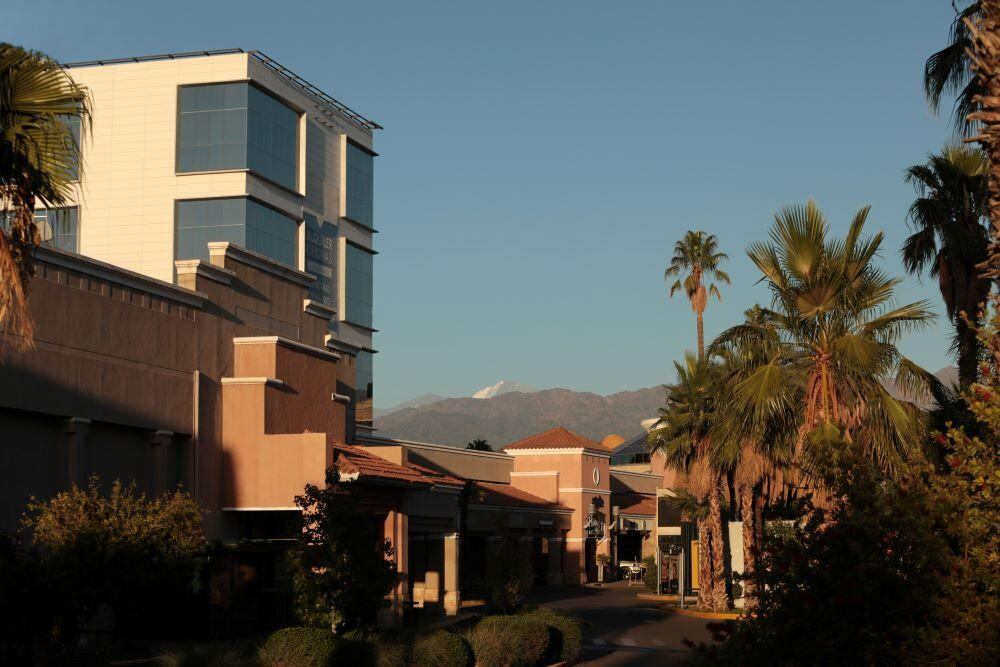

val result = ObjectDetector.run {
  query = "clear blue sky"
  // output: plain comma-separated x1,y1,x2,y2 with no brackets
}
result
6,1,967,407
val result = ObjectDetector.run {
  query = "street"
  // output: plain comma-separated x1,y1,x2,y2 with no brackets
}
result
531,582,718,666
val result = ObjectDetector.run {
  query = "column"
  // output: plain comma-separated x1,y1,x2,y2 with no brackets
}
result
147,430,173,496
443,532,461,616
382,510,409,623
547,537,563,586
424,536,442,605
61,417,90,489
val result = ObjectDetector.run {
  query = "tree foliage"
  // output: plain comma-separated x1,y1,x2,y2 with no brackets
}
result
289,468,395,633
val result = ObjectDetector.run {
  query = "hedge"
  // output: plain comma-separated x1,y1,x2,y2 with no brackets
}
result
411,630,471,667
521,608,582,665
469,615,550,667
258,627,341,667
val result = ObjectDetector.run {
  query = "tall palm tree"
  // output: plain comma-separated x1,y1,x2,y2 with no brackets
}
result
903,146,991,387
0,44,89,349
965,1,1000,294
665,231,730,358
924,1,982,137
713,202,937,479
647,353,729,611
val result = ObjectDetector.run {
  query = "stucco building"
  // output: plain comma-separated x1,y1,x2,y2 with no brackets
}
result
0,50,681,626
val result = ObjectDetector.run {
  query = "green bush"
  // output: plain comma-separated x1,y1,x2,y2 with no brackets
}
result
469,615,550,667
153,643,248,666
485,537,532,613
258,627,341,667
641,556,657,592
411,630,471,667
521,608,582,665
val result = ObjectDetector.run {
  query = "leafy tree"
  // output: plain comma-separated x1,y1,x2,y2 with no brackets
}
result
903,146,990,387
466,438,492,451
289,468,395,632
6,478,204,662
484,534,531,613
712,202,937,480
664,231,730,358
0,43,89,347
688,452,950,666
648,353,729,610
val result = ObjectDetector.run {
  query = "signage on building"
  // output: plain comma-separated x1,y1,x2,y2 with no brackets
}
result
584,509,605,539
537,519,554,527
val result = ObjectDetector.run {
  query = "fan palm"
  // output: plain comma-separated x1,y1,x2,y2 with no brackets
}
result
903,146,990,387
664,231,730,358
647,352,729,611
0,43,89,349
924,1,982,137
712,202,937,479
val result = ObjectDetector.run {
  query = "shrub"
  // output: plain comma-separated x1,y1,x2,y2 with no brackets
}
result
485,536,532,613
153,643,249,666
412,630,471,667
342,629,408,667
521,608,582,665
469,615,550,667
641,556,657,591
258,627,340,667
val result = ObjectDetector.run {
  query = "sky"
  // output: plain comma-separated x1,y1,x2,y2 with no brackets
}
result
5,1,970,408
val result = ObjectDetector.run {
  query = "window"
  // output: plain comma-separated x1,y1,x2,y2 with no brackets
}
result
356,350,373,404
178,83,298,190
345,142,374,228
35,207,79,253
304,213,336,307
60,114,81,180
176,198,298,267
1,206,79,253
344,242,374,328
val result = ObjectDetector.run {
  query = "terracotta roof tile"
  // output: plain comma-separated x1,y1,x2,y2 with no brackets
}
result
470,481,571,511
502,426,610,452
615,493,656,516
334,444,462,487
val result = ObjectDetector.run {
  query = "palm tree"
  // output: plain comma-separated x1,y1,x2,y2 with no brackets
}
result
964,2,1000,294
924,1,982,137
712,202,937,479
903,146,990,387
466,438,491,451
0,44,89,349
647,352,729,611
665,231,730,358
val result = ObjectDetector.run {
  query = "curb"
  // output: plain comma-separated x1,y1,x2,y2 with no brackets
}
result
635,594,744,620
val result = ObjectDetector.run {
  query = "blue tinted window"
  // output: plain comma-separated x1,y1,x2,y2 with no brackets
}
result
356,350,373,403
177,83,248,173
34,207,79,253
176,197,298,267
304,214,337,307
345,143,374,228
247,86,299,190
58,115,81,180
178,83,298,190
345,243,374,328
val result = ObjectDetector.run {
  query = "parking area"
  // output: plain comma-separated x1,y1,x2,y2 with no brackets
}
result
530,581,716,666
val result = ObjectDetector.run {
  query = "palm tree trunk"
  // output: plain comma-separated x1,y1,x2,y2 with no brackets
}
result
708,475,730,611
695,517,711,609
696,310,705,359
966,0,1000,288
740,484,757,613
956,317,981,388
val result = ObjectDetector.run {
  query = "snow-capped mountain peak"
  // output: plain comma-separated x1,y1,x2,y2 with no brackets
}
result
471,380,538,399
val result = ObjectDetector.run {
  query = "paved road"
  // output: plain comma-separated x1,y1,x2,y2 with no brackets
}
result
530,582,716,666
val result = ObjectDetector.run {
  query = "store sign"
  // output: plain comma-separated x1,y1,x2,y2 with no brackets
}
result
537,519,554,527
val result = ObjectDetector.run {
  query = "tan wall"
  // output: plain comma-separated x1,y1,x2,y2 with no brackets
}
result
361,437,514,483
610,469,661,495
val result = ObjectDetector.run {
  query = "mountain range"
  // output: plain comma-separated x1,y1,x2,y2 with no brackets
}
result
373,367,959,450
374,385,662,448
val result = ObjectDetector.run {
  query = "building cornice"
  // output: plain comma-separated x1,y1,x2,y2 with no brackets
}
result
609,469,662,480
504,448,612,460
208,242,315,287
303,299,336,319
471,504,574,516
233,335,341,362
221,376,286,388
174,259,235,286
36,245,205,308
559,487,611,495
509,471,560,477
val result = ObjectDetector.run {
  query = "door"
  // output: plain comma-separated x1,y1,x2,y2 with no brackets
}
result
584,538,597,582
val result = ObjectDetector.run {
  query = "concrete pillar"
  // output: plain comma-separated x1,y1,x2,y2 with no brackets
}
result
147,430,173,496
443,532,461,616
547,538,563,586
565,538,586,585
383,510,409,623
424,536,442,605
61,417,90,489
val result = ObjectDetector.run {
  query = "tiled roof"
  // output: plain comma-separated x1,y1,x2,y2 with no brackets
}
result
470,481,571,511
334,444,462,487
615,493,656,516
502,426,610,452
